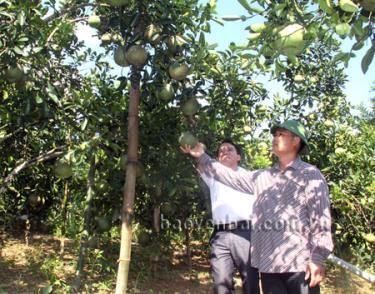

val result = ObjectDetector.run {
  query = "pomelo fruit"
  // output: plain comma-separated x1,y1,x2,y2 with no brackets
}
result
125,45,148,66
167,35,186,53
158,83,174,101
293,74,305,83
339,0,358,12
169,62,189,80
182,98,200,116
250,23,267,33
54,162,73,179
87,14,101,28
144,24,162,44
5,66,24,83
363,233,375,243
323,119,334,128
101,33,112,44
114,46,129,67
179,131,198,148
274,24,305,56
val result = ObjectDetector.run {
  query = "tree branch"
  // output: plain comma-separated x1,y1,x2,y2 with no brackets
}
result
43,3,96,23
0,147,66,195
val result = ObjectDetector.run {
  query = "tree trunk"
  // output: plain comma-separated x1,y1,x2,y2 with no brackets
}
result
59,181,69,255
74,153,96,289
115,70,141,294
185,228,192,272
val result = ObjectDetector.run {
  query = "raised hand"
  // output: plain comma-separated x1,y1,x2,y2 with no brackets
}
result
180,142,205,158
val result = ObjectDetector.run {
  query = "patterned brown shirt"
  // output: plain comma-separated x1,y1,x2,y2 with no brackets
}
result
198,153,333,273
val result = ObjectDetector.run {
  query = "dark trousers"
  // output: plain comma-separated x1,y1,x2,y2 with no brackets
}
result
210,229,260,294
261,272,320,294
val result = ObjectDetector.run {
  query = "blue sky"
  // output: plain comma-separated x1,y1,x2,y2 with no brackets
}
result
203,0,373,108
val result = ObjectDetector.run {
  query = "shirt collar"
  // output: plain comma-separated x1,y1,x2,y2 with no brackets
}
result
271,156,303,172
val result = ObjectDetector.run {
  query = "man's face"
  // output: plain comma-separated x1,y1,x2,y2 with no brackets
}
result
218,143,241,167
272,128,301,156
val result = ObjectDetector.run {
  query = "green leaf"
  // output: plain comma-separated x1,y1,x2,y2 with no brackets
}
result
237,0,252,13
318,0,334,14
35,94,43,104
2,90,8,100
221,15,242,21
17,11,25,26
199,32,205,45
13,46,24,55
46,82,61,106
207,43,218,50
351,41,364,51
81,118,88,131
274,4,287,17
361,46,374,74
32,47,43,54
41,284,53,294
17,36,28,43
332,52,351,64
335,23,351,37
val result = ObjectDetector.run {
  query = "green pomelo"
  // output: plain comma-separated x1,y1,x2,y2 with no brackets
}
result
144,24,162,44
125,45,148,66
182,98,200,116
250,23,267,33
158,83,174,100
87,15,101,28
363,233,375,243
248,32,261,41
114,46,129,67
275,24,305,56
111,33,122,43
169,62,189,81
167,35,187,53
339,0,358,12
54,162,73,179
5,66,24,83
101,33,112,44
179,131,198,148
323,119,334,127
293,74,305,83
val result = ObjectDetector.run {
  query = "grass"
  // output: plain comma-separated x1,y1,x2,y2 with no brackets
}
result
0,234,374,293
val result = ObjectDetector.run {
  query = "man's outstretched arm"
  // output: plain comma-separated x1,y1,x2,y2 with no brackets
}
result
181,143,255,194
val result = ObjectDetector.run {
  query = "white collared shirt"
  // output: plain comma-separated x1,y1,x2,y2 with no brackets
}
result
201,167,255,225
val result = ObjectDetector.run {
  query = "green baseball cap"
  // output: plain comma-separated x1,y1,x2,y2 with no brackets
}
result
270,120,309,153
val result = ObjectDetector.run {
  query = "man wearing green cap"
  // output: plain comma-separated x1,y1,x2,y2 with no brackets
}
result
180,120,333,294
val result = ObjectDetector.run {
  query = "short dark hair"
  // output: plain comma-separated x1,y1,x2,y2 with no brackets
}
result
217,138,242,157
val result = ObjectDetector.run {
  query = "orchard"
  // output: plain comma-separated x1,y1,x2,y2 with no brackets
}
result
0,0,374,293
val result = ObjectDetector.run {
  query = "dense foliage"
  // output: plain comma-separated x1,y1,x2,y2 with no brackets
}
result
0,0,373,292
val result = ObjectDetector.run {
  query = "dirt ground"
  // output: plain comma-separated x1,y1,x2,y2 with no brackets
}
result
0,234,374,294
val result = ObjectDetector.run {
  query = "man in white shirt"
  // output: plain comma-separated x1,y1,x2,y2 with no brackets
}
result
200,139,259,294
